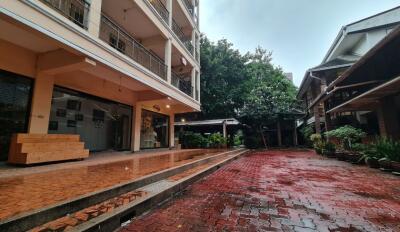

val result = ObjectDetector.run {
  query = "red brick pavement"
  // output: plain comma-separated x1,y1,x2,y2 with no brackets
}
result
121,150,400,232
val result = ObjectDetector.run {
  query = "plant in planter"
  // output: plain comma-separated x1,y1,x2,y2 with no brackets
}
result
208,132,227,148
347,143,368,164
373,137,400,172
322,142,336,158
310,134,323,155
324,126,366,162
359,145,382,169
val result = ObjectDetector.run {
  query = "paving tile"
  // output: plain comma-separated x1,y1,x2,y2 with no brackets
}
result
120,150,400,232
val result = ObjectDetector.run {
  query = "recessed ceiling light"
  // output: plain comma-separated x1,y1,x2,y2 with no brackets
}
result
166,104,170,108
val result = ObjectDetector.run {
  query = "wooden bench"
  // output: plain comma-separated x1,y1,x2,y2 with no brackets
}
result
8,134,89,165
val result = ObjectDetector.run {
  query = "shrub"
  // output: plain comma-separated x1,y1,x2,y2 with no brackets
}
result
373,137,400,162
300,125,314,147
322,142,336,155
310,134,324,154
179,132,208,148
208,132,227,148
324,125,366,150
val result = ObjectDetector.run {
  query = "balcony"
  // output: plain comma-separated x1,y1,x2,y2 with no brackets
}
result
195,50,199,62
100,15,167,81
172,71,192,97
182,0,194,17
172,19,193,55
40,0,90,29
148,0,169,25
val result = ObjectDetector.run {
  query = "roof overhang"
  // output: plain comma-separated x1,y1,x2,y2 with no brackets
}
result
327,75,400,114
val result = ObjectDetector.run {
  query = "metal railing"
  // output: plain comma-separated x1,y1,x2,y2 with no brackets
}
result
171,71,192,97
40,0,90,29
183,0,194,17
172,19,194,54
148,0,169,24
100,15,167,80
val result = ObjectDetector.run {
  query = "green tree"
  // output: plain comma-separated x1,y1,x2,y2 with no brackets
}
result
200,36,248,119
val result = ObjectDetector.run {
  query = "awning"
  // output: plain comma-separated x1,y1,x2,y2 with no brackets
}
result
327,76,400,113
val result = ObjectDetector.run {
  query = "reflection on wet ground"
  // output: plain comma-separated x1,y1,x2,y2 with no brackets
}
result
0,149,225,220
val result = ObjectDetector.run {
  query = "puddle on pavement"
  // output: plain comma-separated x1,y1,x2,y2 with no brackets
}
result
0,149,225,220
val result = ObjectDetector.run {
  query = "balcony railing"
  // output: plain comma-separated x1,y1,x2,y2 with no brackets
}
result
40,0,90,29
172,19,194,55
100,15,167,80
172,71,192,97
183,0,194,17
148,0,169,25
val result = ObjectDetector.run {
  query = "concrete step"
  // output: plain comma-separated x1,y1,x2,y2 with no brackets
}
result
30,149,249,232
0,148,248,232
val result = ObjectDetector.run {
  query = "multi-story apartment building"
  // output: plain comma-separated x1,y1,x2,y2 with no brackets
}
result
0,0,201,163
297,7,400,137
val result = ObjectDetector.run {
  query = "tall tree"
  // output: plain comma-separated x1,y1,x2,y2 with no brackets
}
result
200,36,248,119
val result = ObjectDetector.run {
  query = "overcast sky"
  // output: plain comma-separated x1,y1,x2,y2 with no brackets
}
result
199,0,400,86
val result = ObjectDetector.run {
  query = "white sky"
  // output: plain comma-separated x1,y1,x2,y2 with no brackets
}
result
199,0,400,86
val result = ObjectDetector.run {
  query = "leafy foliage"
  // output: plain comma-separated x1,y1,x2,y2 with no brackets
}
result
324,125,366,150
199,36,301,148
179,132,208,149
300,125,314,147
372,137,400,162
208,132,227,148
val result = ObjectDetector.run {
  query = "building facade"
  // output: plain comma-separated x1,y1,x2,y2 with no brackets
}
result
0,0,201,162
297,7,400,139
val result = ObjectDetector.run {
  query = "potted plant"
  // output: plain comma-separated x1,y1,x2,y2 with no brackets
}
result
322,142,336,158
371,137,399,172
359,145,381,168
310,134,323,155
346,143,367,164
324,126,366,162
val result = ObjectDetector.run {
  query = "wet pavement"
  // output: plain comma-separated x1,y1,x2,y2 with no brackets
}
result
0,149,224,221
121,150,400,232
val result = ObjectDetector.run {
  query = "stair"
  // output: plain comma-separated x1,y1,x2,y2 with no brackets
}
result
0,148,248,232
8,134,89,165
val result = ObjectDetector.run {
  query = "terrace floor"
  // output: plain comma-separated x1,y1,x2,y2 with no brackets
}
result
0,149,225,221
121,150,400,232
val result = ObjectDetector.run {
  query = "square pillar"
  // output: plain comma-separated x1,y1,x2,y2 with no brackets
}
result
88,0,102,37
314,106,321,134
166,0,172,26
169,112,175,148
377,97,400,139
132,104,142,152
165,39,172,83
28,72,54,133
191,68,195,97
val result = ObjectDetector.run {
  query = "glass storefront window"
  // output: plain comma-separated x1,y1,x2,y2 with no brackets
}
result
49,87,132,151
140,109,169,149
0,70,32,161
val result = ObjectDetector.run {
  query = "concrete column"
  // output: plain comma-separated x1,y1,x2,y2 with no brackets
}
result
196,70,200,101
166,0,172,26
132,104,142,152
88,0,103,37
222,120,227,139
191,29,196,55
28,72,54,134
169,113,175,148
164,39,172,83
191,68,195,98
293,120,298,146
277,119,282,147
377,97,400,139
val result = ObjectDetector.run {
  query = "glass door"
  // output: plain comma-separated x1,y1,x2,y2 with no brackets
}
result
0,70,32,161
